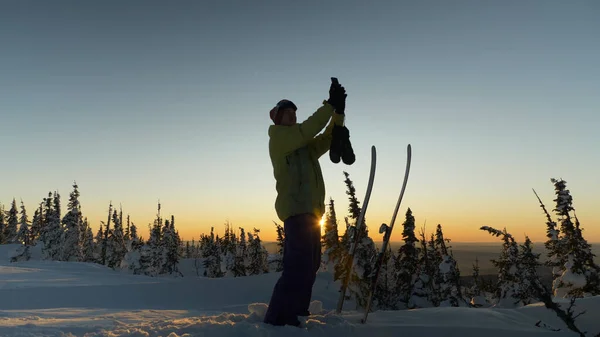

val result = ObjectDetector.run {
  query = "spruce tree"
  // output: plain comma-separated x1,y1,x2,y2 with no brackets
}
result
6,198,19,243
232,227,247,277
161,215,182,276
480,226,524,307
341,171,377,310
533,188,562,279
16,200,30,245
518,236,545,305
426,233,442,306
469,257,487,307
248,228,269,275
551,178,600,297
435,224,464,307
100,202,113,265
203,227,224,278
40,192,63,260
81,218,95,262
30,203,43,243
273,221,285,272
395,208,419,308
106,208,126,269
0,203,6,244
409,227,434,308
322,197,341,271
61,182,84,261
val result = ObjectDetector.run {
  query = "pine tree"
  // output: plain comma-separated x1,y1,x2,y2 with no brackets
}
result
572,213,600,295
551,178,600,297
469,257,487,307
121,222,146,274
273,221,285,272
222,222,238,276
0,203,6,244
395,208,419,308
106,208,126,269
124,214,131,242
426,233,442,306
533,188,562,279
16,200,30,245
6,198,19,243
61,182,84,261
100,202,113,265
518,236,545,305
409,227,435,308
81,218,95,262
203,227,224,278
480,226,524,307
340,171,377,310
435,224,465,307
322,197,341,271
30,203,43,243
232,227,247,277
145,202,165,275
161,215,182,276
40,192,63,260
248,228,269,275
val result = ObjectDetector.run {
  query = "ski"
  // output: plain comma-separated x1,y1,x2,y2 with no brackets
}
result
335,145,377,314
361,143,412,324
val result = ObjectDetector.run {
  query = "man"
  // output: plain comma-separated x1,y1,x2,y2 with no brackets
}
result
263,80,347,326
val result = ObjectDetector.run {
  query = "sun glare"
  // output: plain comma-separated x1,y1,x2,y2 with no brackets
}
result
319,218,325,227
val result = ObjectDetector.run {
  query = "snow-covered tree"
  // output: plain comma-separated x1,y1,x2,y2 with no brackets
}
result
100,202,113,265
5,198,19,243
220,222,238,276
61,182,83,261
247,228,269,275
372,243,397,310
121,223,145,274
273,221,284,272
81,218,95,262
395,208,419,308
550,178,600,298
518,236,545,305
340,171,377,310
469,257,487,307
30,203,43,243
161,215,182,276
435,224,465,307
40,192,63,260
533,188,562,279
232,227,247,277
409,228,436,308
480,226,524,307
106,208,126,269
322,197,341,271
16,200,30,245
202,227,224,278
0,203,5,244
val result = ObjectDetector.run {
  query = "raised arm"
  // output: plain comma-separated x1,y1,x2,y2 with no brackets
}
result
270,101,335,155
310,113,345,158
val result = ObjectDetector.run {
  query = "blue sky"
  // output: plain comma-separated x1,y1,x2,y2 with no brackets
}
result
1,0,598,242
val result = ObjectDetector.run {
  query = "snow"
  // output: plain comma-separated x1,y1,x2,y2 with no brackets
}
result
1,244,600,336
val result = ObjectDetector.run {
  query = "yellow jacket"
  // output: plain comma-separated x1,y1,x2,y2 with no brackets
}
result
268,101,345,222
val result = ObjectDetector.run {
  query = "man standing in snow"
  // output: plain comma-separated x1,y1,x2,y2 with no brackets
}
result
264,79,347,326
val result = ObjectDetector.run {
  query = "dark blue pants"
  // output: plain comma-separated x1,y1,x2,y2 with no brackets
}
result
264,213,321,326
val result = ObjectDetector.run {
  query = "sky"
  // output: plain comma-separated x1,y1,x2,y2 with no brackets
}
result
0,0,598,244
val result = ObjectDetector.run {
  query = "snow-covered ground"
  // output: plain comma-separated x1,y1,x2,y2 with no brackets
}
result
1,244,598,337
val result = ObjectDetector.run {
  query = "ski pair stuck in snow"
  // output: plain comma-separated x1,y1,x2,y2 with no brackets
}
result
334,144,412,324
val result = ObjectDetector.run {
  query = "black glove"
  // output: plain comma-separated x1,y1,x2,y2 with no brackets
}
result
328,81,347,114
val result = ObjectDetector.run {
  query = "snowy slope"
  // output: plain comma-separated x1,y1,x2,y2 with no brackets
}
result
0,244,599,337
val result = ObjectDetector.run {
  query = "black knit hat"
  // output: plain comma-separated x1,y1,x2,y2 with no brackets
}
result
275,99,297,112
